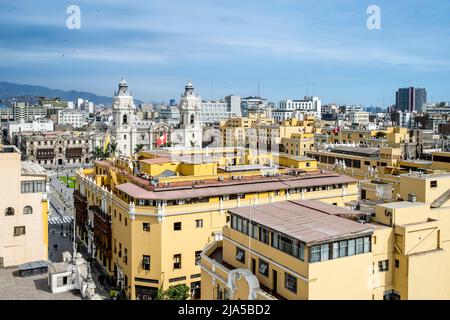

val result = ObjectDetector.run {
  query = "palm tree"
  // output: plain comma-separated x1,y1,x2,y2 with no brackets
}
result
90,147,105,161
108,141,118,157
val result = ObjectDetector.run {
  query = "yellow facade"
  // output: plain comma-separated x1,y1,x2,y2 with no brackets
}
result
200,172,450,300
75,148,359,300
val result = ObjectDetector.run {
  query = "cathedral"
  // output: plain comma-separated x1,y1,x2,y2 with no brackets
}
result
110,78,203,156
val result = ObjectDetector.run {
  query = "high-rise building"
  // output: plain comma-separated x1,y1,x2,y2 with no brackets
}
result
396,87,427,113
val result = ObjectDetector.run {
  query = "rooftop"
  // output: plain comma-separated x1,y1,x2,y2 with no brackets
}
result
115,171,356,201
21,161,47,176
228,200,373,245
378,201,427,209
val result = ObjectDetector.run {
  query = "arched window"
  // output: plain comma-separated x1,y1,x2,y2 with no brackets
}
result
123,114,128,124
5,207,14,216
23,206,33,215
190,114,195,125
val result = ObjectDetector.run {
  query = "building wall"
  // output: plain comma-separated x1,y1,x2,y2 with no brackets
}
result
0,151,48,267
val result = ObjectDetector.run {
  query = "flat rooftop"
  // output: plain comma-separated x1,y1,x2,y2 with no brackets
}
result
228,200,373,245
378,201,427,209
21,161,47,176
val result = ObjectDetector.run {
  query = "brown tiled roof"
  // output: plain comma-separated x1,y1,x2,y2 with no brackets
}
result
116,174,356,201
228,200,373,245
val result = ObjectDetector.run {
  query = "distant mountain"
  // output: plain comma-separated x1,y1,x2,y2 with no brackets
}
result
0,81,143,106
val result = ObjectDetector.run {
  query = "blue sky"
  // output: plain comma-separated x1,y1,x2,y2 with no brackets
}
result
1,0,449,106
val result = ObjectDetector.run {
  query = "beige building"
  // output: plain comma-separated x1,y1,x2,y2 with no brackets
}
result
200,171,450,300
0,145,48,268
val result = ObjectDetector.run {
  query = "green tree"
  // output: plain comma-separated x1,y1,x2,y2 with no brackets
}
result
375,131,387,139
90,146,106,160
134,144,144,154
156,284,190,300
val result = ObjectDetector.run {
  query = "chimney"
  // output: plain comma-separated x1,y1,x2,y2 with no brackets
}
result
408,193,417,203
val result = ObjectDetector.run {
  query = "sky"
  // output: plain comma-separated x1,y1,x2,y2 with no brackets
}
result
1,0,449,106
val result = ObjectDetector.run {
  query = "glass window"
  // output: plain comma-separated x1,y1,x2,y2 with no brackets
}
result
310,245,321,263
14,226,25,236
173,254,181,269
378,260,389,272
320,243,329,261
23,206,33,215
339,240,347,257
142,255,150,270
195,219,203,228
348,239,356,256
236,247,245,263
356,238,364,254
332,242,339,259
173,222,182,231
363,236,371,253
285,273,297,293
258,259,269,277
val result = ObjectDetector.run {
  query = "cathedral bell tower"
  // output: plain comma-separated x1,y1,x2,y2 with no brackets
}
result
111,77,137,156
176,81,203,148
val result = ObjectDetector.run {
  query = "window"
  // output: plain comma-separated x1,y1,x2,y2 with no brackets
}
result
124,249,128,264
173,254,181,269
363,236,371,253
119,213,122,222
142,255,150,270
284,273,297,293
378,260,389,272
118,243,122,257
430,180,438,188
339,240,347,257
348,239,356,256
258,259,269,277
125,218,128,226
143,223,150,232
395,259,399,268
14,226,25,236
332,242,339,259
259,227,270,244
195,250,202,265
21,181,46,193
236,247,245,263
23,206,33,215
310,243,330,263
5,207,15,216
174,222,182,231
356,238,364,254
195,219,203,228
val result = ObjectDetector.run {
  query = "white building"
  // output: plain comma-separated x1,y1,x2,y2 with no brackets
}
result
111,78,138,157
7,120,54,143
199,95,241,123
77,99,94,114
171,81,203,148
348,111,370,125
110,79,174,155
276,96,322,120
58,109,89,128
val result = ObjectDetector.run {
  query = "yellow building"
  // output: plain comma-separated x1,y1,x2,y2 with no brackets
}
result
74,148,359,300
307,146,402,180
200,172,450,300
0,145,48,267
319,127,409,148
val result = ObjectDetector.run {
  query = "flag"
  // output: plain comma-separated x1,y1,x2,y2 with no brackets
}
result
156,132,167,146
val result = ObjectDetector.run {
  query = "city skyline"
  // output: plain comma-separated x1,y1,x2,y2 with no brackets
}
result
1,0,450,106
